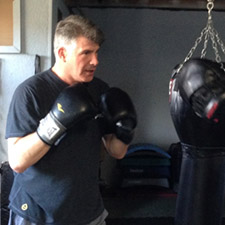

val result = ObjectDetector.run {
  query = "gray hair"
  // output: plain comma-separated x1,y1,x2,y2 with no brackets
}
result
53,15,104,50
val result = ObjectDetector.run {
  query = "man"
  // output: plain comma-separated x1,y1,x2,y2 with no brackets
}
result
5,15,137,225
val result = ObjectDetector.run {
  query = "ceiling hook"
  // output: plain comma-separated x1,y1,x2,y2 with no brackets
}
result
207,0,214,19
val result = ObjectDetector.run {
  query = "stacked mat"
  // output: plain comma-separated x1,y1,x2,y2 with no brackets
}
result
117,143,172,188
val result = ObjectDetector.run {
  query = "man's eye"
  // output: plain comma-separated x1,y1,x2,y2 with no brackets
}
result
83,51,90,55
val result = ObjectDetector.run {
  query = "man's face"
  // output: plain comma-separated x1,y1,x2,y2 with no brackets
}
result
64,36,100,84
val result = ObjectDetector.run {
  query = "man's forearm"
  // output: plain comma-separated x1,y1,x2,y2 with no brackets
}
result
8,132,50,173
102,134,128,159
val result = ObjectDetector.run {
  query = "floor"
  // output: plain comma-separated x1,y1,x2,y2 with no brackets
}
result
101,185,177,219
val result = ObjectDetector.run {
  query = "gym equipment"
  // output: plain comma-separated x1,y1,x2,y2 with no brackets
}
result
100,87,137,144
168,142,182,192
37,83,97,145
169,1,225,225
118,143,172,188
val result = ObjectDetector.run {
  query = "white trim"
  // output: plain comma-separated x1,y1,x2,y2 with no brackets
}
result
0,0,21,53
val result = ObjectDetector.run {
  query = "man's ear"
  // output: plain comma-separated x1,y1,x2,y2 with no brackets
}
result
58,47,67,62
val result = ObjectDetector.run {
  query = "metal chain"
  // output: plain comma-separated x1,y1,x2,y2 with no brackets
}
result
207,0,214,20
176,0,225,73
214,29,225,54
176,27,207,73
201,28,210,58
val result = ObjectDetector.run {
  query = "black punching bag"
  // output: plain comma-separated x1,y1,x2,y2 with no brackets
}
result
169,58,225,225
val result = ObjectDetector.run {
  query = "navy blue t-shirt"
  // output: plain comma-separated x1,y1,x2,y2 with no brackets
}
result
5,69,109,225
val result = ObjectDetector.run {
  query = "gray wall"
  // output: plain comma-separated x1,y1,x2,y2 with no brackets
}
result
0,0,53,162
0,0,70,162
1,4,225,163
76,7,225,150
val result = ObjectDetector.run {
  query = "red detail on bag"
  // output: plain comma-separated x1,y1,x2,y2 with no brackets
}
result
207,102,219,119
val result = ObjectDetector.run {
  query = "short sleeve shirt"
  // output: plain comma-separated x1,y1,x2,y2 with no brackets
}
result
5,69,109,225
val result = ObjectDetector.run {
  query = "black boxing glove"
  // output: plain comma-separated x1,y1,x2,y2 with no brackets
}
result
190,85,222,120
178,58,225,121
37,83,97,145
99,87,137,144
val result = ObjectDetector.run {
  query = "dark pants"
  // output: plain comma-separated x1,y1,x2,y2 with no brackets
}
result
8,210,108,225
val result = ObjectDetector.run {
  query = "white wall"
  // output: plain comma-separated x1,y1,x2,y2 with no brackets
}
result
0,0,53,162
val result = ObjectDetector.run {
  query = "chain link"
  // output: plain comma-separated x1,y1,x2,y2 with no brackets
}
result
207,0,214,20
214,29,225,54
176,27,207,73
176,0,225,73
201,28,210,58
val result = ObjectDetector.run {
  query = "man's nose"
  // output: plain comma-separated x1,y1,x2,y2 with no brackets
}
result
90,54,99,66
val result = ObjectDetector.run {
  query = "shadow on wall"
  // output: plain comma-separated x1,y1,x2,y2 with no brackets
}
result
0,58,3,160
0,59,3,161
0,58,2,96
0,58,7,162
